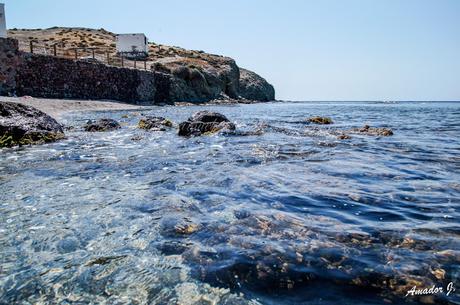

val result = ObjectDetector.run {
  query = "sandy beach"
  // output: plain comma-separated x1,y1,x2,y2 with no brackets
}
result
0,96,150,119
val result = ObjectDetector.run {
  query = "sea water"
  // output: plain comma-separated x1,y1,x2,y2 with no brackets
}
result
1,101,459,304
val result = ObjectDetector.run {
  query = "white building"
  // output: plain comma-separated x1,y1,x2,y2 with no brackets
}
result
116,33,148,57
0,3,6,38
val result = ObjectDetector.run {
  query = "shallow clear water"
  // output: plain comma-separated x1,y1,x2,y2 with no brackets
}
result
1,101,459,304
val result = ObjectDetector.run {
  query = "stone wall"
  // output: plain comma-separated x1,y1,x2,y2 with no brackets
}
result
0,38,20,96
0,38,156,103
16,53,156,103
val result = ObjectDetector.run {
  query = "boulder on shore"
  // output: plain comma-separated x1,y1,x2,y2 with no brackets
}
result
178,111,235,136
0,101,65,147
138,116,173,131
84,118,120,132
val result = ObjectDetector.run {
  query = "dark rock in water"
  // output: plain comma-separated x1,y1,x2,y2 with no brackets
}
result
352,125,393,136
338,134,352,140
83,118,121,132
130,135,143,141
178,111,236,136
138,116,173,131
0,101,64,147
308,116,333,124
239,68,275,101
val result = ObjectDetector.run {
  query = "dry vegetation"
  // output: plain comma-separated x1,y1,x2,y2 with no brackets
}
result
7,27,227,70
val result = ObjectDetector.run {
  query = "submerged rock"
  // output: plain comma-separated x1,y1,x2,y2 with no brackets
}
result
138,116,173,131
308,116,334,124
83,118,121,132
178,111,236,136
160,217,201,236
352,125,394,136
0,101,64,147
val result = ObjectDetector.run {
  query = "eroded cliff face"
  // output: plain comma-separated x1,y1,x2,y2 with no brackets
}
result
5,27,275,103
239,68,275,102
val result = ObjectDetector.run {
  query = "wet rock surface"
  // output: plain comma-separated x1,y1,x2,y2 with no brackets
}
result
238,68,275,102
350,125,394,136
178,111,236,136
308,116,334,124
138,116,173,131
83,118,121,132
0,101,64,147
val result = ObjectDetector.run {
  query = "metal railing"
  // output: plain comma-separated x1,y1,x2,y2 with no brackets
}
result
18,40,151,70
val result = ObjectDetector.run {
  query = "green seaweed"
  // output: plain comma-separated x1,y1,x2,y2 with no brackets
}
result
138,118,173,130
0,133,15,148
138,119,150,130
0,131,65,148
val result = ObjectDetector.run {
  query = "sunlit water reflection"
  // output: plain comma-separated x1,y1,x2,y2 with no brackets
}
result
1,102,459,304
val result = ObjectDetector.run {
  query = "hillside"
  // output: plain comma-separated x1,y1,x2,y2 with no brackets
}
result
7,27,275,103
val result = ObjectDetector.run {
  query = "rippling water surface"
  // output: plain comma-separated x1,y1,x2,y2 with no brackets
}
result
1,101,460,304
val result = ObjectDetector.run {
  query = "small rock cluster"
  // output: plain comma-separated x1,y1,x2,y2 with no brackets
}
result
351,124,394,136
1,102,396,149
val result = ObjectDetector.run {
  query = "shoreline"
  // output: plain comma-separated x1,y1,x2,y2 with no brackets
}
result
0,96,153,119
0,96,277,120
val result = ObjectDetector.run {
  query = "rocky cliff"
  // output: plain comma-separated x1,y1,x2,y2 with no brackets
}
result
6,28,275,103
239,68,275,102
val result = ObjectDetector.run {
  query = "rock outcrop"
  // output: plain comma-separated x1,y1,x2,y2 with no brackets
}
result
178,111,236,136
83,118,121,132
151,56,241,104
0,101,64,147
138,116,173,131
238,68,275,101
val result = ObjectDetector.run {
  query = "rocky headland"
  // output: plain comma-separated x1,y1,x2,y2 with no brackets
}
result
3,27,275,104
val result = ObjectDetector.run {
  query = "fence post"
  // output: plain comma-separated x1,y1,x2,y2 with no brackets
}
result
53,44,57,56
29,41,34,53
144,60,147,70
92,49,95,59
74,49,78,60
121,54,124,67
134,58,137,69
106,52,110,65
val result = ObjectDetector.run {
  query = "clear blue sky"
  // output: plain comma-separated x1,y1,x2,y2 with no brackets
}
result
3,0,460,101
